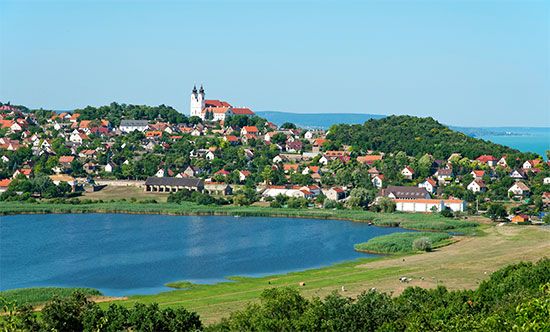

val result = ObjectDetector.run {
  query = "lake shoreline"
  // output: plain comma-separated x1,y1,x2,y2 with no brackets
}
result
0,201,472,225
0,202,481,242
1,202,481,303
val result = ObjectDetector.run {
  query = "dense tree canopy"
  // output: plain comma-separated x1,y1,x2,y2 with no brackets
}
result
327,115,538,160
75,102,188,126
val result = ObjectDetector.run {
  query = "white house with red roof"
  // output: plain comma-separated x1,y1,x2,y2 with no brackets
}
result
401,166,415,180
238,170,251,182
241,126,259,136
0,178,12,192
522,159,540,169
418,178,437,194
508,182,531,198
372,174,385,188
471,170,485,179
467,180,487,193
476,155,498,167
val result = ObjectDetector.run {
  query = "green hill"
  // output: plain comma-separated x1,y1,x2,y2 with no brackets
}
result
327,115,538,159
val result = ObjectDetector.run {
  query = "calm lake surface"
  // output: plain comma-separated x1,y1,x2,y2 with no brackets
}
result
0,214,411,296
478,127,549,158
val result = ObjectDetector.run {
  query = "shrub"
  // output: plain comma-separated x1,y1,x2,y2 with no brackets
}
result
323,199,342,209
270,200,282,208
440,208,454,218
413,237,432,252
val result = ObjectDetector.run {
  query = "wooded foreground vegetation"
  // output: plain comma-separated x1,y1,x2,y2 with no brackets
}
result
1,259,548,331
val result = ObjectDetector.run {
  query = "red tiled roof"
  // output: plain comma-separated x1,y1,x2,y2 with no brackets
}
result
0,178,12,187
59,156,75,163
472,170,485,177
18,169,32,175
205,100,232,107
203,106,231,114
312,138,327,146
357,155,382,164
232,107,254,115
403,166,415,173
476,155,497,163
425,178,437,186
0,120,15,128
283,164,299,171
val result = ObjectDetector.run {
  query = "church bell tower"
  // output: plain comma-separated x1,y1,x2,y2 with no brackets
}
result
189,85,205,117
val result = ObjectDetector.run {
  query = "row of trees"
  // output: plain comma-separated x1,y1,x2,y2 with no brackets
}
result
0,175,73,201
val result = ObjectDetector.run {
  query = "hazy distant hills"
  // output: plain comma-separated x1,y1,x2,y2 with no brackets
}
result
255,111,385,129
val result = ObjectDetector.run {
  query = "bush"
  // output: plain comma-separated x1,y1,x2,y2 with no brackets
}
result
323,199,343,209
440,208,454,218
413,237,432,252
287,197,308,209
270,200,282,208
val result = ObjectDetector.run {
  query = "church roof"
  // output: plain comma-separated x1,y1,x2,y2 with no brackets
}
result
203,107,231,114
205,100,232,108
232,107,254,115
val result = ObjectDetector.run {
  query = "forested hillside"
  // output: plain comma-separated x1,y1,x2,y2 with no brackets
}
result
327,115,537,160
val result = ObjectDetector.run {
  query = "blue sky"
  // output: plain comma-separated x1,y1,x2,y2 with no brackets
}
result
0,0,548,127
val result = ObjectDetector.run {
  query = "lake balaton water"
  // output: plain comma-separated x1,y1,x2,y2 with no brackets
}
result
0,214,411,296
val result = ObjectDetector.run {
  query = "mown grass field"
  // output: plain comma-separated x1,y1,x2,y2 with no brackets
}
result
80,186,169,202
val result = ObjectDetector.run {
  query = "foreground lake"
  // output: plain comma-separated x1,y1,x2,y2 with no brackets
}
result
1,213,411,296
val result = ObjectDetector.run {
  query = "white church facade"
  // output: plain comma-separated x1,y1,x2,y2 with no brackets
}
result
189,85,254,122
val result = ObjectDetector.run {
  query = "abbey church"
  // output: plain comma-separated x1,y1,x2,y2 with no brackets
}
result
189,85,255,122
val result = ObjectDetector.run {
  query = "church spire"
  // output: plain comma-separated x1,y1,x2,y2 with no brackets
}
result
192,85,198,94
199,85,205,94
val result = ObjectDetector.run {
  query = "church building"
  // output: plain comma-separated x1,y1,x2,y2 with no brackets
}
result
189,85,255,121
